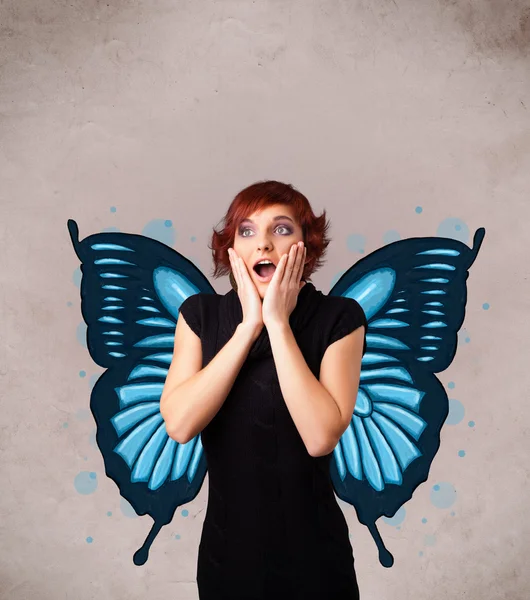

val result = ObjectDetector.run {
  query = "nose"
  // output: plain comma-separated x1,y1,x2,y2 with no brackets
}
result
256,235,272,251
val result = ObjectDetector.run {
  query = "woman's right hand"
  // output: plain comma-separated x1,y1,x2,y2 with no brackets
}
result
228,248,264,335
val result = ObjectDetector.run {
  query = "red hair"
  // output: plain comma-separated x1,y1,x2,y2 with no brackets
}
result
209,180,331,283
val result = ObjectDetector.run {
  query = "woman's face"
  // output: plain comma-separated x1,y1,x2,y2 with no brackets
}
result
232,204,306,298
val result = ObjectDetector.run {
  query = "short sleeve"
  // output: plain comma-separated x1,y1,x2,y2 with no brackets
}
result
178,293,202,338
327,298,368,356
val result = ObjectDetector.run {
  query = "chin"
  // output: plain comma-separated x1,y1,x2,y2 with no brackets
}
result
255,282,267,296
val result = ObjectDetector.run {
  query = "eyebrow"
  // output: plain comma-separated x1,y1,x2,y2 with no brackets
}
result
239,215,294,225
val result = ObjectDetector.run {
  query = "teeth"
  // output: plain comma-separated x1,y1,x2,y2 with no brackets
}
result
256,260,273,266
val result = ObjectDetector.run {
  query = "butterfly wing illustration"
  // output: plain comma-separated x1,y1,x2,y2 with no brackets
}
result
68,219,215,565
328,228,486,567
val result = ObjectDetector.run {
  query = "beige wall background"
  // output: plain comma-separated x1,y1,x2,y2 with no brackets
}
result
1,1,529,599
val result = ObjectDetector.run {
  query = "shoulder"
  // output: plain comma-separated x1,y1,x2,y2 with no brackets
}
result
179,292,221,337
179,292,201,315
180,292,220,308
323,295,368,354
325,294,365,320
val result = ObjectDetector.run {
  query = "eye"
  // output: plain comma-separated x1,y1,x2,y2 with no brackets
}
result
238,225,292,237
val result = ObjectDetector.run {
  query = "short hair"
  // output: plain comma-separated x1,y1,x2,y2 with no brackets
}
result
209,180,331,283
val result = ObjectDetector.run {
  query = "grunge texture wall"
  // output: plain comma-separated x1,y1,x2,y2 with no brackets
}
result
1,1,529,599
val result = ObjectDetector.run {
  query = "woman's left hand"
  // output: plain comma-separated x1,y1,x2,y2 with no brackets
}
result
262,241,307,328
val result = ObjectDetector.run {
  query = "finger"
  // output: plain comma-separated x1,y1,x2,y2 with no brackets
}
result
282,245,292,285
236,256,246,289
239,256,251,284
234,252,250,283
295,246,306,284
293,243,303,284
272,253,286,285
276,253,288,284
229,249,241,290
286,244,298,285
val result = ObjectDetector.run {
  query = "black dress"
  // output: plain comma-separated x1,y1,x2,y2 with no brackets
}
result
179,281,368,600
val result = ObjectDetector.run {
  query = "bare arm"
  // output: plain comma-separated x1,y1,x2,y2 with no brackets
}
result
160,313,261,444
267,321,364,458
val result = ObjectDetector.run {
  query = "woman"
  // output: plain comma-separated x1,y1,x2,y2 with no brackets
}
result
161,180,367,600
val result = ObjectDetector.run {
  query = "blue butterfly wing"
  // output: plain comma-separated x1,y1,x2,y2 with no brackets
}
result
68,219,215,564
328,228,486,567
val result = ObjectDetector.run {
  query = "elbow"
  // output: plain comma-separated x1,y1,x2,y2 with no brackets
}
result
308,436,336,458
309,441,335,458
162,416,180,443
165,422,185,444
160,402,187,444
160,398,197,444
168,423,196,445
164,419,189,444
312,415,351,457
309,428,343,458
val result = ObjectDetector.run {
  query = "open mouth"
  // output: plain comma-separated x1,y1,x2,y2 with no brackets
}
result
253,261,276,281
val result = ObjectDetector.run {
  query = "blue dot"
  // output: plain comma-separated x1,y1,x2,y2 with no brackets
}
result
422,518,427,523
72,267,82,288
415,206,423,214
430,482,457,509
383,230,401,245
110,206,116,213
67,301,72,307
63,422,69,428
181,509,189,517
120,498,138,518
436,218,469,243
458,329,470,345
190,236,197,242
74,471,98,495
451,511,455,516
346,233,366,254
89,374,99,390
175,534,181,540
86,536,93,543
79,370,86,378
446,399,465,425
382,506,406,527
142,219,176,246
483,302,490,310
468,420,475,427
419,551,424,557
458,450,466,457
448,381,455,389
107,511,112,517
76,322,87,348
